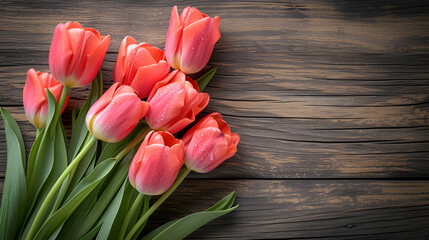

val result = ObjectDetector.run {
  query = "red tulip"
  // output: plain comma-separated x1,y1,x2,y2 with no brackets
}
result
49,22,110,87
182,113,239,173
114,36,170,98
165,6,220,74
85,83,149,143
145,70,209,134
23,69,69,128
128,131,184,195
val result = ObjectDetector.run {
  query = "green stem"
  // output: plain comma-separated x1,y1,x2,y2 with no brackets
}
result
57,86,70,117
118,194,145,240
115,127,152,161
76,127,152,239
124,168,192,240
50,86,70,135
25,135,97,240
36,127,41,138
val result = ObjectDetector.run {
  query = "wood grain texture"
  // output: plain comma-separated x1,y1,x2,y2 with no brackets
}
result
1,0,429,239
1,0,429,178
146,180,429,239
1,179,429,239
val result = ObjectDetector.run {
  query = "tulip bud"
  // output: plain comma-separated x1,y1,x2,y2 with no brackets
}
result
128,131,184,195
114,36,170,98
145,70,209,134
165,6,220,74
49,22,110,88
182,113,239,173
23,69,70,128
86,83,149,143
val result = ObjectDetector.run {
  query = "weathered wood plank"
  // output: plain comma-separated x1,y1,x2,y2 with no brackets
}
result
1,1,429,239
1,0,429,178
1,179,428,239
145,180,429,239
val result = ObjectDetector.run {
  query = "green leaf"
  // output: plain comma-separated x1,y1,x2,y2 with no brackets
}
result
33,158,116,240
77,151,135,239
196,67,217,92
21,129,44,237
26,128,43,187
97,122,148,164
0,108,27,240
68,70,103,162
129,195,151,240
104,181,138,240
142,191,238,240
26,134,54,204
26,91,58,202
64,72,102,200
96,179,128,240
20,123,69,239
80,222,102,240
0,108,26,166
22,91,59,238
55,184,99,240
49,121,69,213
206,191,236,211
65,133,98,196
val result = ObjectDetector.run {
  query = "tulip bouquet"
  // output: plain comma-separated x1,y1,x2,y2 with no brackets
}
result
0,6,239,240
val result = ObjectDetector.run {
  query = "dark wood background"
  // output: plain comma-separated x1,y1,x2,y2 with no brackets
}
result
1,0,429,239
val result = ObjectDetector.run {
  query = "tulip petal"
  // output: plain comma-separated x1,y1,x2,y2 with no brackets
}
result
114,36,137,84
86,82,118,130
49,23,73,82
68,29,101,81
148,132,165,145
23,69,68,128
129,131,184,195
50,22,110,87
180,16,220,74
130,60,170,98
181,112,220,144
161,131,182,148
134,145,181,195
90,91,146,142
146,82,186,130
76,34,110,87
170,139,185,162
211,112,232,136
128,141,147,187
180,7,204,27
147,70,179,101
140,131,155,151
185,127,229,173
126,46,158,84
23,69,45,112
204,132,239,173
66,28,85,67
67,22,83,29
23,69,46,127
142,44,166,62
167,92,209,134
48,83,69,114
165,6,184,70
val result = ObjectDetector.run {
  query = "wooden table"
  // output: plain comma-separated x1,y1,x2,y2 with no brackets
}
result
1,1,429,239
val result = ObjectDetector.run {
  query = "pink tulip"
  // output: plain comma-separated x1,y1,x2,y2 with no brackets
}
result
128,131,184,195
49,22,110,87
145,70,209,134
114,36,170,98
85,83,149,143
23,69,70,128
165,6,220,74
182,113,239,173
